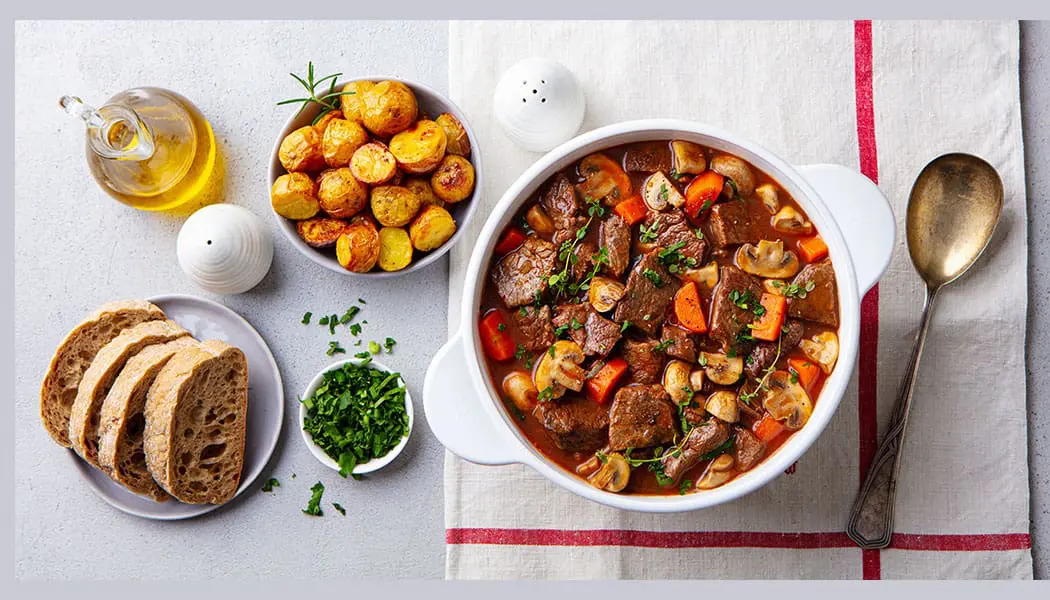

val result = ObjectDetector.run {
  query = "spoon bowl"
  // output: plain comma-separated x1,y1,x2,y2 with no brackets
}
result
907,153,1004,287
848,152,1004,549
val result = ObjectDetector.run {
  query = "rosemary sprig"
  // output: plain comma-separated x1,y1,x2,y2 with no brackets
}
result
277,62,356,124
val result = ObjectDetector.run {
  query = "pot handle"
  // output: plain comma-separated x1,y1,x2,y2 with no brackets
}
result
796,164,896,295
423,331,524,465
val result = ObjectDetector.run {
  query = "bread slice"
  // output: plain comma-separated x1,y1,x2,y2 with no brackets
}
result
69,320,191,468
144,340,248,505
40,300,166,447
97,337,200,501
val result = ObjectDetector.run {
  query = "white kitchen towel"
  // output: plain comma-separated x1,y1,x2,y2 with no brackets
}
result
444,20,1031,579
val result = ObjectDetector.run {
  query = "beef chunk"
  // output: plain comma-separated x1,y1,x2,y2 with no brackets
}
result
623,142,672,173
708,201,756,248
613,251,677,336
683,406,707,427
534,395,609,452
572,241,597,281
540,172,583,234
491,236,557,307
512,305,555,352
660,324,696,362
787,260,839,327
639,209,706,264
733,427,766,471
744,319,804,378
584,310,622,357
661,419,730,482
709,265,763,352
553,303,588,347
621,339,666,384
608,384,676,451
599,214,631,278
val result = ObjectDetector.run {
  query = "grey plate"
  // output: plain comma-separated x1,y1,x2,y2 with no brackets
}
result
68,294,284,520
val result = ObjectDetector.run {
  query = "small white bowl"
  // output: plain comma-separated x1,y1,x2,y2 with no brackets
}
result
299,357,413,475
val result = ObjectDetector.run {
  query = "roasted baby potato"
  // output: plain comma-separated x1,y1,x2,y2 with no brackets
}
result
339,80,375,123
403,176,443,208
370,185,421,227
436,113,471,156
322,118,369,168
313,110,344,136
317,167,369,219
377,227,414,272
297,216,350,248
271,172,320,219
430,155,475,203
361,80,419,137
409,205,456,251
336,215,380,273
389,120,447,174
350,142,398,185
278,126,326,173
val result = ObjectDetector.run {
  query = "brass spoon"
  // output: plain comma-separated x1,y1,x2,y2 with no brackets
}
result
846,153,1004,549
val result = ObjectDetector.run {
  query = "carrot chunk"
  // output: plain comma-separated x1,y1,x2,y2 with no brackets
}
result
749,293,787,342
684,171,724,218
494,227,526,255
479,310,516,361
673,281,708,334
797,235,829,262
753,415,786,443
788,358,821,393
612,194,648,226
585,358,628,405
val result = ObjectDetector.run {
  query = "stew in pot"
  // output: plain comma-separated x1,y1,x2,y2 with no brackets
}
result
478,140,840,495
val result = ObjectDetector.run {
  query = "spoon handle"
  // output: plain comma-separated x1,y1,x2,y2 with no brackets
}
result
847,284,939,549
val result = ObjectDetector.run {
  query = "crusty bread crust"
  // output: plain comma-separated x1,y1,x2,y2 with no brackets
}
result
97,337,199,501
69,320,190,468
144,340,248,505
40,300,165,447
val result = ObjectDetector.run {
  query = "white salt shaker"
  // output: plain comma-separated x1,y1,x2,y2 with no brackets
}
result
493,58,585,153
176,204,274,295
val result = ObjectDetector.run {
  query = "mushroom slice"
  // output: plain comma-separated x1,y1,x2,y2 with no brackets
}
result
700,352,743,386
682,261,720,289
588,452,631,493
709,453,735,472
642,171,686,211
577,454,603,478
577,152,632,203
696,467,734,490
689,369,705,393
762,370,814,430
755,183,780,214
663,360,693,404
589,276,626,313
799,331,839,374
771,205,814,235
736,240,801,279
710,155,756,196
671,140,707,176
502,371,538,412
533,340,586,398
705,390,739,423
525,205,555,235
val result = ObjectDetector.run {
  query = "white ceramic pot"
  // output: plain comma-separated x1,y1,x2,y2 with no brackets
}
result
423,119,895,512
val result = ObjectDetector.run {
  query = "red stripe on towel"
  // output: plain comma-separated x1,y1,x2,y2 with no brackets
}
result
891,533,1032,552
853,18,883,581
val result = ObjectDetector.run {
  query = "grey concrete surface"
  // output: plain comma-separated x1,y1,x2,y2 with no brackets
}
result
12,20,1050,580
1021,19,1048,580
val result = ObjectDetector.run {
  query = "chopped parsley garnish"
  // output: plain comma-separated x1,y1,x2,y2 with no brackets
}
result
772,279,816,299
332,502,346,516
514,343,534,369
261,477,279,493
679,479,693,495
349,323,363,336
659,183,669,202
698,354,708,367
358,298,367,304
699,436,735,461
789,369,800,384
554,324,570,338
698,199,712,215
302,312,312,324
571,318,585,330
727,178,740,199
694,228,704,239
639,220,659,244
384,337,396,352
654,339,675,353
340,307,361,324
329,315,339,335
497,323,507,332
657,241,698,274
620,320,631,333
519,307,528,317
729,289,758,311
318,315,330,326
643,268,664,287
596,451,609,464
327,341,346,356
302,482,325,516
300,361,410,478
538,386,555,402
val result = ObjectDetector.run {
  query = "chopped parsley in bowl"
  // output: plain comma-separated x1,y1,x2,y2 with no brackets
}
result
299,357,413,476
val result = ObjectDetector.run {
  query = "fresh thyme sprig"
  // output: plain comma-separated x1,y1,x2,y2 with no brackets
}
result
277,62,355,124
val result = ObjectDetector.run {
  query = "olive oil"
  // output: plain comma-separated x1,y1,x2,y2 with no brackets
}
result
61,88,219,212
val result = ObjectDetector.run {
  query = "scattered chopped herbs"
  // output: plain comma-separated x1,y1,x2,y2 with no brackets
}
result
358,298,367,304
679,479,693,495
548,345,557,358
596,451,609,464
554,324,570,338
384,337,396,352
772,279,816,299
515,343,534,369
789,370,800,384
620,320,631,333
302,482,325,516
659,183,670,202
571,318,584,330
726,178,740,199
699,436,735,461
302,312,312,325
639,221,659,244
332,502,346,516
538,386,554,402
340,306,361,324
694,228,704,239
643,268,664,287
699,199,712,215
698,354,708,367
349,323,363,336
657,241,698,274
729,289,758,311
301,362,409,478
519,307,528,317
497,323,507,332
329,314,339,335
506,401,526,421
649,461,673,486
654,339,675,353
669,167,680,180
354,340,362,346
291,473,296,479
318,315,330,326
327,341,346,356
261,477,279,493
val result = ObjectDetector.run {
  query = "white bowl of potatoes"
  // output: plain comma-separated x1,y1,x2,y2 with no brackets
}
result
269,75,482,277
